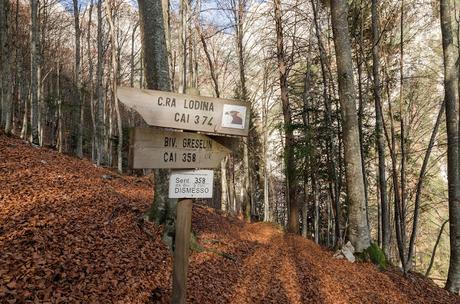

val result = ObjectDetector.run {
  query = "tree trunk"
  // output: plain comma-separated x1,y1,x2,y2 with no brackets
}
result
179,0,186,93
0,0,4,127
73,0,83,157
311,0,341,246
138,0,171,91
232,0,252,221
313,173,319,244
220,156,229,211
330,0,370,252
406,101,444,270
440,0,460,293
97,0,104,165
356,2,369,229
263,72,271,222
138,0,175,237
371,0,390,257
398,0,408,271
57,58,63,153
196,22,219,97
227,155,235,214
87,0,96,162
130,22,138,88
425,220,449,277
1,0,12,134
30,0,39,144
105,0,122,173
274,0,297,233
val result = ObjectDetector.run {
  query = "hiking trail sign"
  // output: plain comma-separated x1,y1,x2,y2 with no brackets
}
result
129,128,231,169
117,87,250,137
169,170,214,199
117,86,250,304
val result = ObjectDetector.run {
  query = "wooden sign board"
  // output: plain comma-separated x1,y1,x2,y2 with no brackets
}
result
129,128,230,169
118,87,250,137
169,170,214,198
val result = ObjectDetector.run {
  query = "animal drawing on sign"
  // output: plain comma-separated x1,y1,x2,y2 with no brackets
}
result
222,104,246,129
228,111,242,125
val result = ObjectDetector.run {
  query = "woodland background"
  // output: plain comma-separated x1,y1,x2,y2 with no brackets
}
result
0,0,454,287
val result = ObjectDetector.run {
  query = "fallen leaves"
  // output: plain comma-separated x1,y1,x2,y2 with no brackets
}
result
0,132,459,303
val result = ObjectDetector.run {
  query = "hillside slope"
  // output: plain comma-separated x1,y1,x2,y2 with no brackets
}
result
0,132,458,304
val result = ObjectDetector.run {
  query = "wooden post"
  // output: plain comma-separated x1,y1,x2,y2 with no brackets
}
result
171,198,193,304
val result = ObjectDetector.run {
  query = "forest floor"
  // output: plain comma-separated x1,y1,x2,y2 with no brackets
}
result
0,132,459,304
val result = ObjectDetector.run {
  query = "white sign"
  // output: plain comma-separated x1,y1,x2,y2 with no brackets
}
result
169,170,214,198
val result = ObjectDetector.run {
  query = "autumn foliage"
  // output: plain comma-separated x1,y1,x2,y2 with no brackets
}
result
0,132,458,303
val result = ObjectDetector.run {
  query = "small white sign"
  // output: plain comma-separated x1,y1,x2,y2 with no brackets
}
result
221,104,247,129
169,170,214,198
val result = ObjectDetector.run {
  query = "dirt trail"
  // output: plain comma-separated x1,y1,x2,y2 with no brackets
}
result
189,209,458,304
1,133,459,304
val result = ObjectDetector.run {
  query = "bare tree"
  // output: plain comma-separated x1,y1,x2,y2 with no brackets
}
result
96,0,104,165
1,0,12,134
30,0,40,144
73,0,83,157
87,0,97,161
371,0,389,257
330,0,370,252
274,0,298,233
440,0,460,293
105,0,122,173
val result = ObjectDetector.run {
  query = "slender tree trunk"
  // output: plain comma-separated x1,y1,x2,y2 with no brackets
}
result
233,0,252,221
371,0,390,257
73,0,83,157
30,0,39,144
57,58,63,153
356,1,369,228
386,76,406,266
313,173,319,244
105,0,122,173
274,0,298,233
0,0,4,127
425,220,449,277
37,2,46,147
1,0,12,134
262,65,272,223
187,0,194,89
130,22,138,88
440,0,460,293
97,0,104,165
87,0,96,162
302,182,308,237
302,67,311,236
228,154,236,214
196,23,219,97
399,0,408,271
179,0,186,93
220,156,229,211
311,0,341,245
406,101,444,270
330,0,370,252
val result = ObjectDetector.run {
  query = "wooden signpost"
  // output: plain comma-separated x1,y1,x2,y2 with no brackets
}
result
129,128,230,169
118,87,249,304
118,87,250,137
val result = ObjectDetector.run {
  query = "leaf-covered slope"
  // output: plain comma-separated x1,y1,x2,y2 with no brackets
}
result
0,133,458,303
